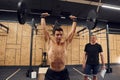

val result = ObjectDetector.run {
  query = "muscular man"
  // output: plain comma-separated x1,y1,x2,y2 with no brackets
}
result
82,35,106,80
41,13,77,80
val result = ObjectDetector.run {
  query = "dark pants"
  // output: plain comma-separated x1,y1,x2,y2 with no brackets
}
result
84,64,99,75
44,68,70,80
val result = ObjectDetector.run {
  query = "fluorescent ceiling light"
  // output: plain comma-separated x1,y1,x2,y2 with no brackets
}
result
101,4,120,10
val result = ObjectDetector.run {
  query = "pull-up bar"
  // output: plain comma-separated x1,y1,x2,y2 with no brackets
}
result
0,23,9,33
109,28,120,34
92,27,106,33
77,27,87,34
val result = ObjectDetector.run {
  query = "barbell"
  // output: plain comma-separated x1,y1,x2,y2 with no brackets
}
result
17,0,97,30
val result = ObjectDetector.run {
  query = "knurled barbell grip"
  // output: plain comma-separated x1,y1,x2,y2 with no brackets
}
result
72,18,77,22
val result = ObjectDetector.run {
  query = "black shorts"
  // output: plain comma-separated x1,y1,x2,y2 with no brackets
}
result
84,64,100,75
44,68,70,80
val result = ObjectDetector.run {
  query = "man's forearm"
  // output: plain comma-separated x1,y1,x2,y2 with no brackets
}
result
101,53,105,66
71,22,77,33
41,18,46,30
69,15,77,34
82,53,87,65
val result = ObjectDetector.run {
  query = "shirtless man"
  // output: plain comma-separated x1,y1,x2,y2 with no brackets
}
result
41,13,77,80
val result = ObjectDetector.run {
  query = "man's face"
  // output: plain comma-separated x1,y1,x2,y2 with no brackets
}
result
90,35,97,43
54,31,63,43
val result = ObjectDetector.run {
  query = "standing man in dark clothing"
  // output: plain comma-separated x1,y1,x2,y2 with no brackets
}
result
82,35,106,80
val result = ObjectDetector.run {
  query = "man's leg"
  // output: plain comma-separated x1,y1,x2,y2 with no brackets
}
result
92,65,99,80
61,68,70,80
84,75,89,80
84,65,91,80
44,68,53,80
93,75,97,80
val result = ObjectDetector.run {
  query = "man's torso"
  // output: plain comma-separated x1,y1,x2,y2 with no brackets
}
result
47,39,67,71
85,43,102,65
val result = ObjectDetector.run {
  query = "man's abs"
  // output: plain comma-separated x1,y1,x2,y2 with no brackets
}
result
48,41,67,71
49,58,65,71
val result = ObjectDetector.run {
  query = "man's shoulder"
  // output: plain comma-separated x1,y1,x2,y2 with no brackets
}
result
86,43,91,46
95,43,101,46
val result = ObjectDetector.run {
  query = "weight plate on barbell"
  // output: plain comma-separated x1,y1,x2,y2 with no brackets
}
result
17,1,27,24
86,9,97,30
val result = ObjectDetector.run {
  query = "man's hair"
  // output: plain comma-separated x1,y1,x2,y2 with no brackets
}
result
53,27,63,35
90,34,97,39
52,20,63,35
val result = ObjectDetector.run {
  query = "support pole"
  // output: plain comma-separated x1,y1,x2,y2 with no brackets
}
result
89,29,92,43
77,27,87,34
106,24,112,73
26,18,35,77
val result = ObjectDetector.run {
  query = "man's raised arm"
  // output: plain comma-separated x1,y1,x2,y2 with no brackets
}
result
66,15,77,44
41,13,50,41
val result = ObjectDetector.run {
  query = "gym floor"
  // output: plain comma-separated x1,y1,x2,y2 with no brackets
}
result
0,64,120,80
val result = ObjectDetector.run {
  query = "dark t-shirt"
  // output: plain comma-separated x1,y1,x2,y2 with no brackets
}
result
84,43,103,65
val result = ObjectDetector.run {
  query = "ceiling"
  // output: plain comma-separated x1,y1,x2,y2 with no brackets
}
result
0,0,120,24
